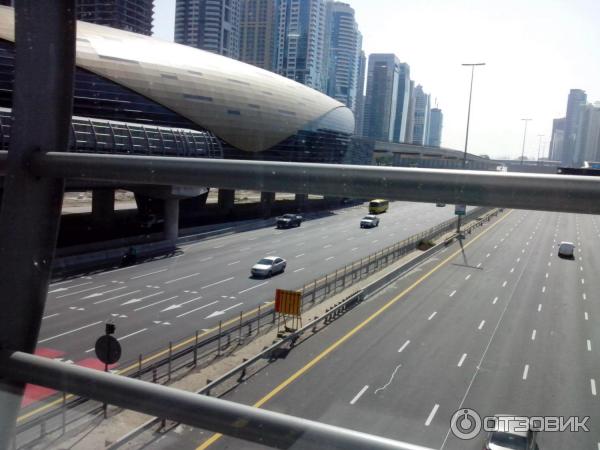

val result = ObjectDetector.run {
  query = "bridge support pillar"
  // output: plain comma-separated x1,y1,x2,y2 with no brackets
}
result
218,189,235,213
91,188,114,227
164,198,179,244
295,193,308,212
260,192,275,218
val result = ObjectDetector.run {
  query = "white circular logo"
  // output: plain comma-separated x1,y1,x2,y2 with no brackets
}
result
450,408,481,440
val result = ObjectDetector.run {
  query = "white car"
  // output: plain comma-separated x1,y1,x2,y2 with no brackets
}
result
251,256,287,278
360,215,380,228
558,241,575,258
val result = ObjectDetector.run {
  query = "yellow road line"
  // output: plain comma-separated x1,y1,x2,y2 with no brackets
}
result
196,210,513,449
17,302,274,423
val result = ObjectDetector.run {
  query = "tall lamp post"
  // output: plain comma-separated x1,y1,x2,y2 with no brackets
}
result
520,118,532,165
456,62,486,234
537,134,545,163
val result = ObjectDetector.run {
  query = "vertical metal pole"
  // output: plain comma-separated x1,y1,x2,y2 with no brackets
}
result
193,331,198,367
62,392,67,434
0,2,76,446
238,311,243,343
167,342,172,382
138,354,143,378
257,305,261,334
217,321,222,356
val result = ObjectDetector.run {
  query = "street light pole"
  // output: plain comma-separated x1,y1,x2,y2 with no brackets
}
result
520,118,532,165
537,134,544,164
457,62,485,234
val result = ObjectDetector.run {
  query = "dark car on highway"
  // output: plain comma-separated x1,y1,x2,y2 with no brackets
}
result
276,213,303,228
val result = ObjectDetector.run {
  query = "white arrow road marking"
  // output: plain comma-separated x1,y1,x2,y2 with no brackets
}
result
68,307,85,311
161,296,203,312
130,269,168,280
56,284,107,299
94,290,141,305
82,286,128,299
121,291,164,306
49,281,93,293
133,296,178,312
201,277,235,290
205,302,244,319
176,301,220,318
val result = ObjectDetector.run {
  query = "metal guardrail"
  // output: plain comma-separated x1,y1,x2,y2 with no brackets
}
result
14,207,497,448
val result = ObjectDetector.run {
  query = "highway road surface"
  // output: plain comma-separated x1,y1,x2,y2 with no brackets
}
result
25,201,463,408
154,209,600,450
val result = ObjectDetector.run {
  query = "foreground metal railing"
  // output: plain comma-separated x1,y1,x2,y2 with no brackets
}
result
0,2,598,450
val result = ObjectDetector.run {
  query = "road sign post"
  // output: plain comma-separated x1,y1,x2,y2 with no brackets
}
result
95,323,121,418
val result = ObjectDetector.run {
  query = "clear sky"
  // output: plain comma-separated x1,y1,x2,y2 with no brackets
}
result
153,0,600,159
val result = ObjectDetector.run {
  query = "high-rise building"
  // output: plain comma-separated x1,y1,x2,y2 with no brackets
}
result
427,107,443,147
76,0,154,35
239,0,277,71
549,117,566,161
363,53,401,141
275,0,327,92
354,50,366,136
175,0,241,59
392,63,410,143
575,102,600,164
324,2,361,111
561,88,587,165
404,80,415,144
411,84,430,146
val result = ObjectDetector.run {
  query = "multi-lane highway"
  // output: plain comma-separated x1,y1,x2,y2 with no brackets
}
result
155,209,600,450
32,202,462,392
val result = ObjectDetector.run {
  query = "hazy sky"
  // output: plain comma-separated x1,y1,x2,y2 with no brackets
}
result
153,0,600,159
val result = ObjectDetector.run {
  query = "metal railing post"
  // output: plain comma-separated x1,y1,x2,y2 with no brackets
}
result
217,321,222,356
257,305,261,334
138,354,143,378
167,342,172,383
0,2,76,446
193,331,198,367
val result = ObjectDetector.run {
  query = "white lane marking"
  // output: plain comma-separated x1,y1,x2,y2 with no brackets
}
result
295,254,305,258
516,257,521,263
374,364,403,394
227,260,241,266
118,328,147,341
581,278,585,285
587,340,592,352
585,312,589,321
580,266,584,271
478,320,485,330
323,244,333,249
465,274,471,281
542,286,546,293
94,290,141,305
350,385,369,405
425,404,440,426
121,291,164,306
591,379,597,396
502,281,507,288
398,340,410,353
38,321,102,344
583,293,587,301
205,302,244,319
476,263,482,268
428,311,437,321
351,247,359,251
238,281,268,294
49,281,93,293
165,273,201,284
538,304,542,312
130,269,168,280
201,277,235,290
493,297,498,305
50,278,80,287
199,256,214,262
294,268,305,273
325,256,335,261
486,253,490,258
449,290,456,297
372,240,379,244
531,329,536,340
548,262,551,267
457,353,467,367
176,300,219,318
83,286,128,299
522,364,529,380
56,284,107,299
213,244,225,249
133,296,178,312
161,296,203,312
510,268,514,273
545,273,549,278
42,313,59,320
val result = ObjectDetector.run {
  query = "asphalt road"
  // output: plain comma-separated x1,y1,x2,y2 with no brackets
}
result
162,209,600,450
33,202,463,379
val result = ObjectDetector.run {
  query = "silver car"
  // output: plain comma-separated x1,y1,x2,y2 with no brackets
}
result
360,215,380,228
251,256,287,278
483,415,536,450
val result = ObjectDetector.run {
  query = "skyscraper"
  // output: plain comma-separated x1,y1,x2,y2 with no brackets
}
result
363,53,401,141
427,108,443,147
275,0,327,92
411,84,430,146
561,88,587,165
392,63,410,143
239,0,278,71
404,80,415,144
324,2,361,111
77,0,154,35
354,50,367,136
549,117,566,161
575,102,600,164
175,0,241,59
